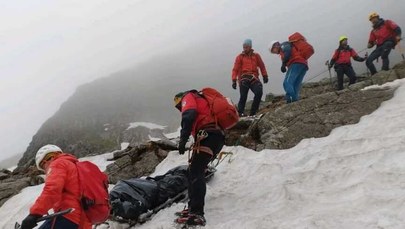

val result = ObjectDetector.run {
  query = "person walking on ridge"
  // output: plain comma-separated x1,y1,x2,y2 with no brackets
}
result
329,36,367,90
366,12,402,75
231,39,268,117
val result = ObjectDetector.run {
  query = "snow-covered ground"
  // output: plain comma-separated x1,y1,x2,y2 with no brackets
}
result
126,122,166,130
3,79,405,229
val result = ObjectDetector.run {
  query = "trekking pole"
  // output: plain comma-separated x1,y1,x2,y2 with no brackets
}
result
325,60,334,88
15,208,74,229
364,52,374,84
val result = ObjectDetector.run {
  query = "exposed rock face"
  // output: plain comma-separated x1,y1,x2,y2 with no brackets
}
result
238,62,405,150
106,140,177,184
4,61,404,209
0,167,44,206
251,87,395,149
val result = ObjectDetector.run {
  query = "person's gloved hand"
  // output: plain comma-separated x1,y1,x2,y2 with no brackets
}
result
21,214,41,229
232,80,237,90
263,75,268,84
281,65,287,73
178,139,187,155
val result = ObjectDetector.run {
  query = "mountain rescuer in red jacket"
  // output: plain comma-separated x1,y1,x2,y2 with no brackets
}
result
366,12,402,75
329,36,367,90
21,144,91,229
173,91,225,226
269,40,308,103
232,39,268,117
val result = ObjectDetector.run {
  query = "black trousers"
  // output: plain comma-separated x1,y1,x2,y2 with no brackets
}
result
366,40,395,75
188,130,225,216
237,76,263,116
39,216,78,229
334,64,357,91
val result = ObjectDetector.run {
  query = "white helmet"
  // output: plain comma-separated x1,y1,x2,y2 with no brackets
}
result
35,144,62,170
268,40,280,53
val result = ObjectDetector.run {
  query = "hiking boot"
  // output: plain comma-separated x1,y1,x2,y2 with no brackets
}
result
187,214,206,226
175,214,206,226
175,208,189,217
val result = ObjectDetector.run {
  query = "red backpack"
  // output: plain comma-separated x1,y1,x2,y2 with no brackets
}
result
199,87,239,130
76,161,110,224
288,32,314,60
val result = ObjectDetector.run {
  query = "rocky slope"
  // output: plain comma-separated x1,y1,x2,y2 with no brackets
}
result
2,61,403,209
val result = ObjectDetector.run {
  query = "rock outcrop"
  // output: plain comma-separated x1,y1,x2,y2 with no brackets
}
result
3,61,404,209
235,62,405,150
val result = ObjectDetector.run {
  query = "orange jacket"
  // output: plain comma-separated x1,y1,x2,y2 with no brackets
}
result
279,42,308,67
232,50,268,81
30,154,92,229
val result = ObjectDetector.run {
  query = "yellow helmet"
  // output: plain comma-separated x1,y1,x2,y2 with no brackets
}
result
368,12,379,21
173,92,185,108
339,35,348,42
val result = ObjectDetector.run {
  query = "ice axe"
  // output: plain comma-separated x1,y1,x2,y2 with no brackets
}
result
325,60,334,88
15,208,74,229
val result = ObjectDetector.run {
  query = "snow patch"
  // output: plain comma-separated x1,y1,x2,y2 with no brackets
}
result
120,142,129,150
126,122,166,130
79,152,114,172
4,79,405,229
164,126,181,139
148,135,161,141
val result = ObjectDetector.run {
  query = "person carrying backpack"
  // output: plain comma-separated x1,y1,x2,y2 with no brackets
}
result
329,36,367,90
366,12,402,75
173,90,226,226
21,145,92,229
231,39,269,117
269,32,313,103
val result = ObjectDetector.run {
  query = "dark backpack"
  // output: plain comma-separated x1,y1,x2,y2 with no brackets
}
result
76,161,110,224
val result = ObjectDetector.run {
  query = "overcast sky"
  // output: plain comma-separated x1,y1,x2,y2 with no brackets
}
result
0,0,404,162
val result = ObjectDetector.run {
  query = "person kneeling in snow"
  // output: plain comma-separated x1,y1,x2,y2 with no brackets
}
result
173,91,225,226
21,145,91,229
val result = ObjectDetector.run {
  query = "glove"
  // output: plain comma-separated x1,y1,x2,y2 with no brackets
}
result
232,80,237,90
263,75,268,84
21,214,41,229
178,139,187,155
281,65,287,73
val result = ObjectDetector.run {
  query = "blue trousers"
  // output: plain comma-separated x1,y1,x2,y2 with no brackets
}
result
39,216,78,229
283,63,308,103
366,40,394,75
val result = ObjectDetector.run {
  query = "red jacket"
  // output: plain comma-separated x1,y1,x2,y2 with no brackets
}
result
30,154,92,229
179,92,214,140
369,19,400,46
331,47,360,65
232,50,268,81
280,42,307,67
